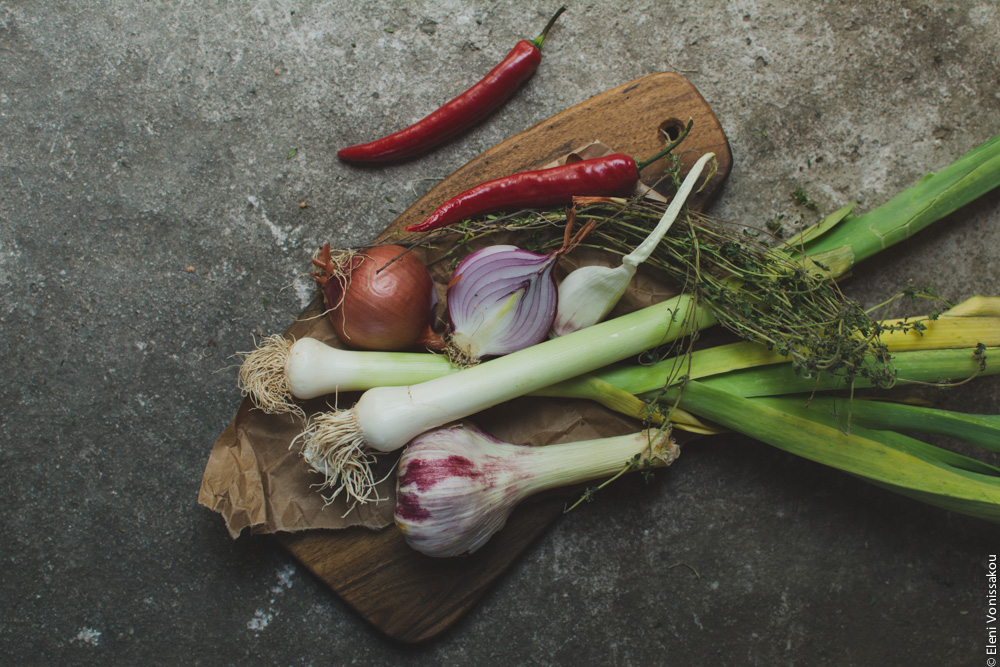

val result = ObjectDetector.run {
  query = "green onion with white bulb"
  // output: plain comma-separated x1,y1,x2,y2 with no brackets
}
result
551,151,716,335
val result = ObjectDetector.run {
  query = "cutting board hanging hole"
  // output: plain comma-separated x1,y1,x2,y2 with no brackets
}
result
660,118,686,141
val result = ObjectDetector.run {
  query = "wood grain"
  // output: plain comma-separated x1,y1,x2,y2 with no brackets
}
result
276,72,732,643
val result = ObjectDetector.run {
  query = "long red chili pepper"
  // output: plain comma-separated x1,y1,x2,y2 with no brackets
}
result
405,120,695,233
337,7,567,164
406,154,638,232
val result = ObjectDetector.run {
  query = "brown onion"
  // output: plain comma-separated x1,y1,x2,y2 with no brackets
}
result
311,243,444,352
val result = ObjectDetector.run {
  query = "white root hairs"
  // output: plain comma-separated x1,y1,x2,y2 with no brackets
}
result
442,336,479,369
236,334,304,419
294,408,385,508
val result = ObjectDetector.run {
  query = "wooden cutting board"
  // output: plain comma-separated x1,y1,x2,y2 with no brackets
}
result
276,72,732,643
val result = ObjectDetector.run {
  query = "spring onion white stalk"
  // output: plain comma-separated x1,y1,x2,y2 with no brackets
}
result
237,332,678,426
395,423,678,557
238,332,668,423
238,335,456,417
299,292,715,504
552,152,715,336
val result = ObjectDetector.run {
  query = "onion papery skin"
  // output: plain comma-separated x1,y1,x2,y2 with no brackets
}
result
314,244,444,352
446,245,559,360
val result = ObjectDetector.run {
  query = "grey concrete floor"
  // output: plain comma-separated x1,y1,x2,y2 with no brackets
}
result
3,1,1000,665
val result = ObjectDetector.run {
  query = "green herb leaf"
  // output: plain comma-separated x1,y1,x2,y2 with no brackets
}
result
791,186,818,210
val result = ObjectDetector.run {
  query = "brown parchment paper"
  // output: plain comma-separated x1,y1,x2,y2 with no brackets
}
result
197,143,682,538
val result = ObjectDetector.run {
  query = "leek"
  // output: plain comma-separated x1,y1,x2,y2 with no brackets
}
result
782,396,1000,454
663,381,1000,522
792,132,1000,264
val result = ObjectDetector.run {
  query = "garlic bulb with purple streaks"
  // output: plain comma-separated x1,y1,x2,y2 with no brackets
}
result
394,423,680,558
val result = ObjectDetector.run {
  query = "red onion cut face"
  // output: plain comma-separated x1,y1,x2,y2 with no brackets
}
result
446,245,559,363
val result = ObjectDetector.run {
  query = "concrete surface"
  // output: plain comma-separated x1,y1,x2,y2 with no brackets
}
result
2,1,999,665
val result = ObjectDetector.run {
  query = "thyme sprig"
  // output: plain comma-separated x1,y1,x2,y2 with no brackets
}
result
396,195,899,390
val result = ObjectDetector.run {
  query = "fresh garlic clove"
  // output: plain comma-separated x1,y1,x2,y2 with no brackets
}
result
550,263,635,337
551,152,715,336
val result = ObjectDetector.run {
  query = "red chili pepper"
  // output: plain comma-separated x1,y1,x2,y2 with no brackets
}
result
337,7,567,164
405,120,694,233
406,154,639,232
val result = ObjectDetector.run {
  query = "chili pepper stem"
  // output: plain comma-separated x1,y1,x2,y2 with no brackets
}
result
530,5,568,50
635,118,695,172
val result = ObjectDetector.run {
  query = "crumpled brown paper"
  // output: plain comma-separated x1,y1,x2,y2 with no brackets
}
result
198,142,680,538
198,317,400,538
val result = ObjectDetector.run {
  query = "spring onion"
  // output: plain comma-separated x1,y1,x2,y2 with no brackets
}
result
237,335,457,417
551,152,715,336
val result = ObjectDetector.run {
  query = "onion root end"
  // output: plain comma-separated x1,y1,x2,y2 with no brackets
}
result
237,334,304,419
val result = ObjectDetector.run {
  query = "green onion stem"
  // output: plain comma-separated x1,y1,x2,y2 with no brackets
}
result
547,307,1000,401
663,381,1000,522
676,346,998,399
792,132,1000,265
783,396,1000,454
749,397,1000,479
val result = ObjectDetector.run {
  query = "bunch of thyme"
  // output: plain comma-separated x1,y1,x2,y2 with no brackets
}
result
397,194,901,391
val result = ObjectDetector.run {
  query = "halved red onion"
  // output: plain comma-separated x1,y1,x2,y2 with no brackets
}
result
446,245,560,362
